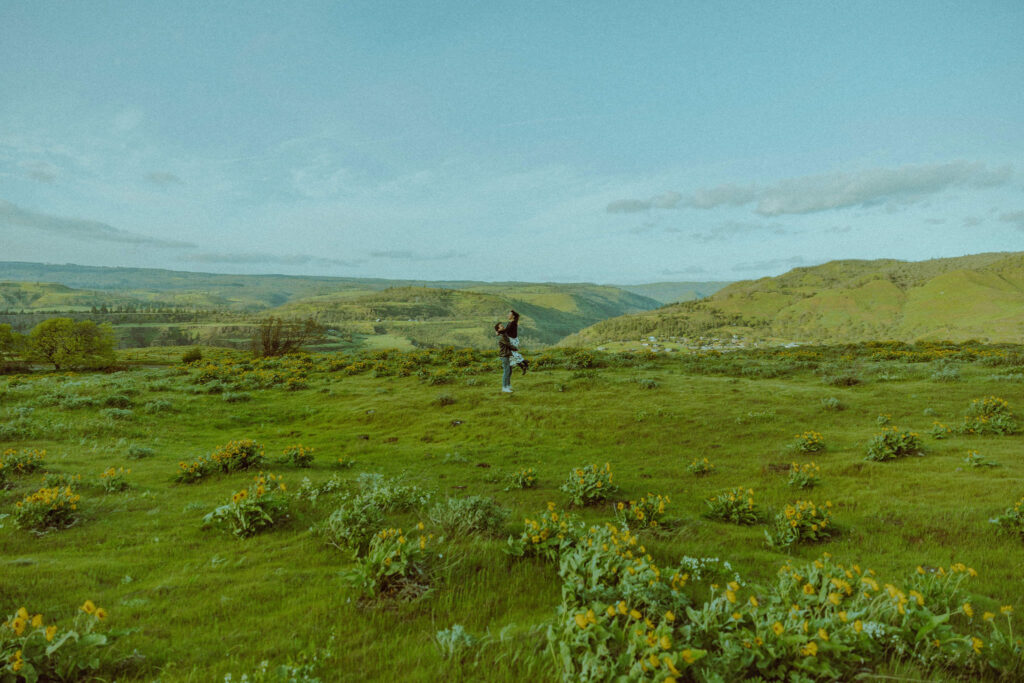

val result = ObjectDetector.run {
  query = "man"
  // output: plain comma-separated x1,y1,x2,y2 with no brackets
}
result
495,322,514,393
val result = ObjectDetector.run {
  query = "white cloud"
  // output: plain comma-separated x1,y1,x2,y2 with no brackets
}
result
1000,211,1024,230
606,191,682,213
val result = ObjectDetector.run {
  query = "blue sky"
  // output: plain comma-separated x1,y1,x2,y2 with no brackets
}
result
1,1,1022,283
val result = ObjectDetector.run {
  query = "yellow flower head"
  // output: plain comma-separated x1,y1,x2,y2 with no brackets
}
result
81,600,96,615
772,621,784,636
95,608,107,620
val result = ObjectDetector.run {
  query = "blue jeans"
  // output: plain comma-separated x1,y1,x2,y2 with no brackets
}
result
501,357,512,389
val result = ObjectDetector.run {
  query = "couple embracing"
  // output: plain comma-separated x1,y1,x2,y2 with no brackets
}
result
495,310,529,393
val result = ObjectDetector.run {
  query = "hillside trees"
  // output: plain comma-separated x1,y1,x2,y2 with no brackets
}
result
27,318,116,370
0,323,25,369
251,316,325,357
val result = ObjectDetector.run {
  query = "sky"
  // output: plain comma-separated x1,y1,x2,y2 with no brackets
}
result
1,1,1023,284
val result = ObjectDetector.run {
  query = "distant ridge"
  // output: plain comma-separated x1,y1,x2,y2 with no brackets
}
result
562,252,1024,345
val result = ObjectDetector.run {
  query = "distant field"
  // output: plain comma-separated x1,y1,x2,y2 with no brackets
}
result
1,342,1022,680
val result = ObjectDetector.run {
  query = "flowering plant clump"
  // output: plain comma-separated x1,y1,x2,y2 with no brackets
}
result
506,502,583,561
686,457,715,476
209,439,266,472
614,493,670,530
560,462,618,506
503,467,537,491
344,525,433,599
278,444,315,468
793,430,825,453
930,421,953,439
323,497,386,557
958,396,1019,435
13,486,80,531
704,487,761,525
991,495,1024,540
41,472,81,489
764,499,835,548
865,427,923,461
99,466,131,493
964,450,999,468
787,462,820,489
1,448,46,475
202,472,289,538
0,601,125,681
427,496,509,537
175,455,213,483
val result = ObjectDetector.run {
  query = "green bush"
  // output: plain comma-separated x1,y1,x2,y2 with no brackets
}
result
704,487,761,525
343,526,433,599
202,472,290,538
427,496,509,536
323,498,386,556
764,499,835,548
560,463,618,506
866,427,924,461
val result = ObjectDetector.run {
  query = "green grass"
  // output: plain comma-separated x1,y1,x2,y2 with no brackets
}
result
1,344,1023,680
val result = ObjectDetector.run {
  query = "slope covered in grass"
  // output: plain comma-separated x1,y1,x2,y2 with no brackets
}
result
563,252,1024,345
1,342,1022,680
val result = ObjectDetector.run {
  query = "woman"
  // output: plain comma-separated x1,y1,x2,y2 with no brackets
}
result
503,310,529,374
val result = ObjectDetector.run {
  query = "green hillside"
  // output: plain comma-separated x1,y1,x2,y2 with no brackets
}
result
613,280,732,304
562,252,1024,346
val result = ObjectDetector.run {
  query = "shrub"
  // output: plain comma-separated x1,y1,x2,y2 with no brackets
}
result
427,496,509,536
175,455,213,483
686,457,715,476
222,392,252,403
930,421,953,439
822,373,861,386
181,347,203,363
2,448,46,475
59,396,97,410
992,496,1024,539
704,487,760,525
102,394,132,408
278,444,315,468
202,472,289,538
560,462,618,506
323,499,386,556
434,393,455,406
506,502,582,561
866,427,924,461
99,467,131,493
958,396,1019,435
963,450,999,468
787,461,821,489
142,399,175,413
41,472,81,488
793,430,825,453
503,467,537,491
0,600,125,681
930,363,961,382
764,499,835,548
100,408,134,421
355,473,433,512
614,493,670,529
127,445,154,460
13,486,80,531
563,349,597,370
635,377,659,390
343,525,433,599
209,439,266,473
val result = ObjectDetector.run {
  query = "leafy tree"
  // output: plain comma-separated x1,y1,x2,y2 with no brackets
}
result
251,316,325,358
0,323,26,368
28,318,116,370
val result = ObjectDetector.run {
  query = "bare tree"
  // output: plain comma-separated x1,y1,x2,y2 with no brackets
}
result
251,316,325,357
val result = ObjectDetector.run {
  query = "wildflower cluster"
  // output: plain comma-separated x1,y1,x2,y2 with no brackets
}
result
992,495,1024,540
964,450,999,468
1,601,122,681
189,354,313,391
930,421,953,439
507,502,583,561
614,493,670,530
787,461,820,489
1,448,46,475
41,472,81,488
13,486,80,531
278,444,314,468
865,427,923,461
686,457,715,476
958,396,1019,435
99,466,131,493
765,499,834,548
323,497,386,557
793,430,825,453
344,525,433,599
202,472,289,538
560,462,617,506
704,487,760,525
176,439,266,483
503,467,537,491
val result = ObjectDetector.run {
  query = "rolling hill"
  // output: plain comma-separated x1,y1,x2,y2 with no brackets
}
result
561,251,1024,345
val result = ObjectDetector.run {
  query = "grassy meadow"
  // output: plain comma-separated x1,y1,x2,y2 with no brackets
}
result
1,342,1023,681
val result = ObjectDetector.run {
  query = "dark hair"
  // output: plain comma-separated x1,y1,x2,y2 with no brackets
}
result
494,322,503,332
510,310,520,321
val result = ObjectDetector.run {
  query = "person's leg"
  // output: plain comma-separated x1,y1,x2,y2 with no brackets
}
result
502,357,512,390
